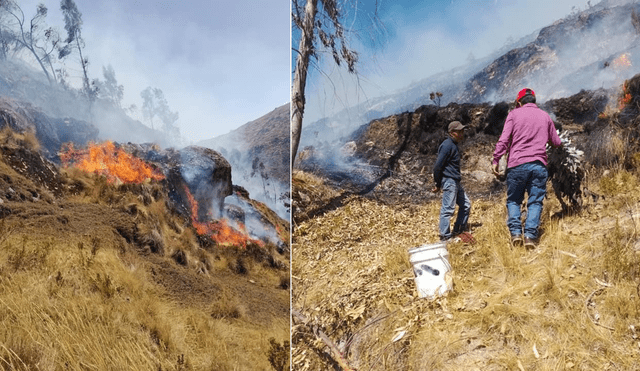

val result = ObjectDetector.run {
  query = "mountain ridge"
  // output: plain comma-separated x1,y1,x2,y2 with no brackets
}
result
300,0,640,149
197,103,290,219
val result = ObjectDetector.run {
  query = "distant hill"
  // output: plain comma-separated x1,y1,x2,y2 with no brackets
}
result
0,58,171,147
198,103,289,184
301,0,640,149
198,103,290,219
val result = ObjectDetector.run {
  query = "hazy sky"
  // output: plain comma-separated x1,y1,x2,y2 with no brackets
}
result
16,0,289,143
301,0,598,123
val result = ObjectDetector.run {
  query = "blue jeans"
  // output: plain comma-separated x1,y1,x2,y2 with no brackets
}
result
439,177,471,240
506,161,548,239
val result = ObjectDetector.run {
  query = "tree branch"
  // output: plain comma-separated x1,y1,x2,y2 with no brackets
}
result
292,309,356,371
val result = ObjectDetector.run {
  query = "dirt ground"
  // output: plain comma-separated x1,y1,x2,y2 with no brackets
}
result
292,167,640,370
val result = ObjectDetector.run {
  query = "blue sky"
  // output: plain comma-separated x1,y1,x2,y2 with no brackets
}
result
300,0,597,123
16,0,290,143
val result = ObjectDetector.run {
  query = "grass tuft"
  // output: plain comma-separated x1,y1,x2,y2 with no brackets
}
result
292,169,640,370
599,169,637,196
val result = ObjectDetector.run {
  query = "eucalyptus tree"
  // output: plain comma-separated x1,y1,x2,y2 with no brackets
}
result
141,86,179,136
1,0,62,84
96,64,124,108
291,0,382,166
59,0,95,100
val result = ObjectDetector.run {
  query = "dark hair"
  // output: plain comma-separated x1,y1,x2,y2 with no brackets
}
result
519,94,536,105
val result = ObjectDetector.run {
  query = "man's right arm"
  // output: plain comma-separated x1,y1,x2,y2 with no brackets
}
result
493,114,513,165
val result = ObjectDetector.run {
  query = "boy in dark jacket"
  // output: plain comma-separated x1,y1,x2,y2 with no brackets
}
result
432,121,472,241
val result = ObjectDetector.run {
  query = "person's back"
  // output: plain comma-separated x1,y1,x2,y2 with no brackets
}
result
494,98,561,169
492,88,561,249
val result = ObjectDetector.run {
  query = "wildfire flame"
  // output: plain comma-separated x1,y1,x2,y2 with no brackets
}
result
612,53,632,69
183,185,262,248
619,80,633,110
60,141,165,184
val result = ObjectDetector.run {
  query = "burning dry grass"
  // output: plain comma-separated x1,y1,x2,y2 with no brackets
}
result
292,170,640,370
0,133,290,370
59,141,165,184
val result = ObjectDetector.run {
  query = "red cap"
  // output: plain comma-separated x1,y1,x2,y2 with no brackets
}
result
516,88,535,102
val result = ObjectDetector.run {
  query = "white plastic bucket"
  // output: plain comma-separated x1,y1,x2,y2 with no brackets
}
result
408,242,452,298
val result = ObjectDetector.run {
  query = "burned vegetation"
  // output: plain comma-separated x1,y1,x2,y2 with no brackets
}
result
295,72,640,219
292,74,640,370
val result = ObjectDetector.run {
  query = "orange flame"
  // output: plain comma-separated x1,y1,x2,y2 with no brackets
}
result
183,185,262,248
60,141,165,184
619,80,633,110
612,53,632,69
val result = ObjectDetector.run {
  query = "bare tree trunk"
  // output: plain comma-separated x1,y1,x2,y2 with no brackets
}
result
75,34,90,93
26,44,52,84
7,7,54,84
19,29,52,83
75,32,94,121
291,0,318,168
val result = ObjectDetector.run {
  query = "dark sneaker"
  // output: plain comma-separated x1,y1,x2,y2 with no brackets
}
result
524,237,537,250
511,235,523,246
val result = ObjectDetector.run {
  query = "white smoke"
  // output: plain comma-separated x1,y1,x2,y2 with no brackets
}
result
224,194,281,246
304,0,598,127
201,104,291,222
233,168,289,221
15,0,289,144
303,0,640,144
297,0,640,186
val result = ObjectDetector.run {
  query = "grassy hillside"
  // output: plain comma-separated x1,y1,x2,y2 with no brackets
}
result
291,74,640,370
292,166,640,370
0,128,289,370
197,104,290,220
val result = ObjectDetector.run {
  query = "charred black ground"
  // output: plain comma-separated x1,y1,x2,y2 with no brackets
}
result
294,73,640,226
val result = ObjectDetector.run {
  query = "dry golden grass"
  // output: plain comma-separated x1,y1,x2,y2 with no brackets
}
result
0,126,39,151
292,169,343,226
0,230,289,371
0,137,289,370
292,170,640,370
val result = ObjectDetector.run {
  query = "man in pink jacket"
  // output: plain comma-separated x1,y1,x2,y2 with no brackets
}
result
492,88,562,249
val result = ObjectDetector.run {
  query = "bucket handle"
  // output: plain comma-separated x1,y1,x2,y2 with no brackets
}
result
438,252,451,271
